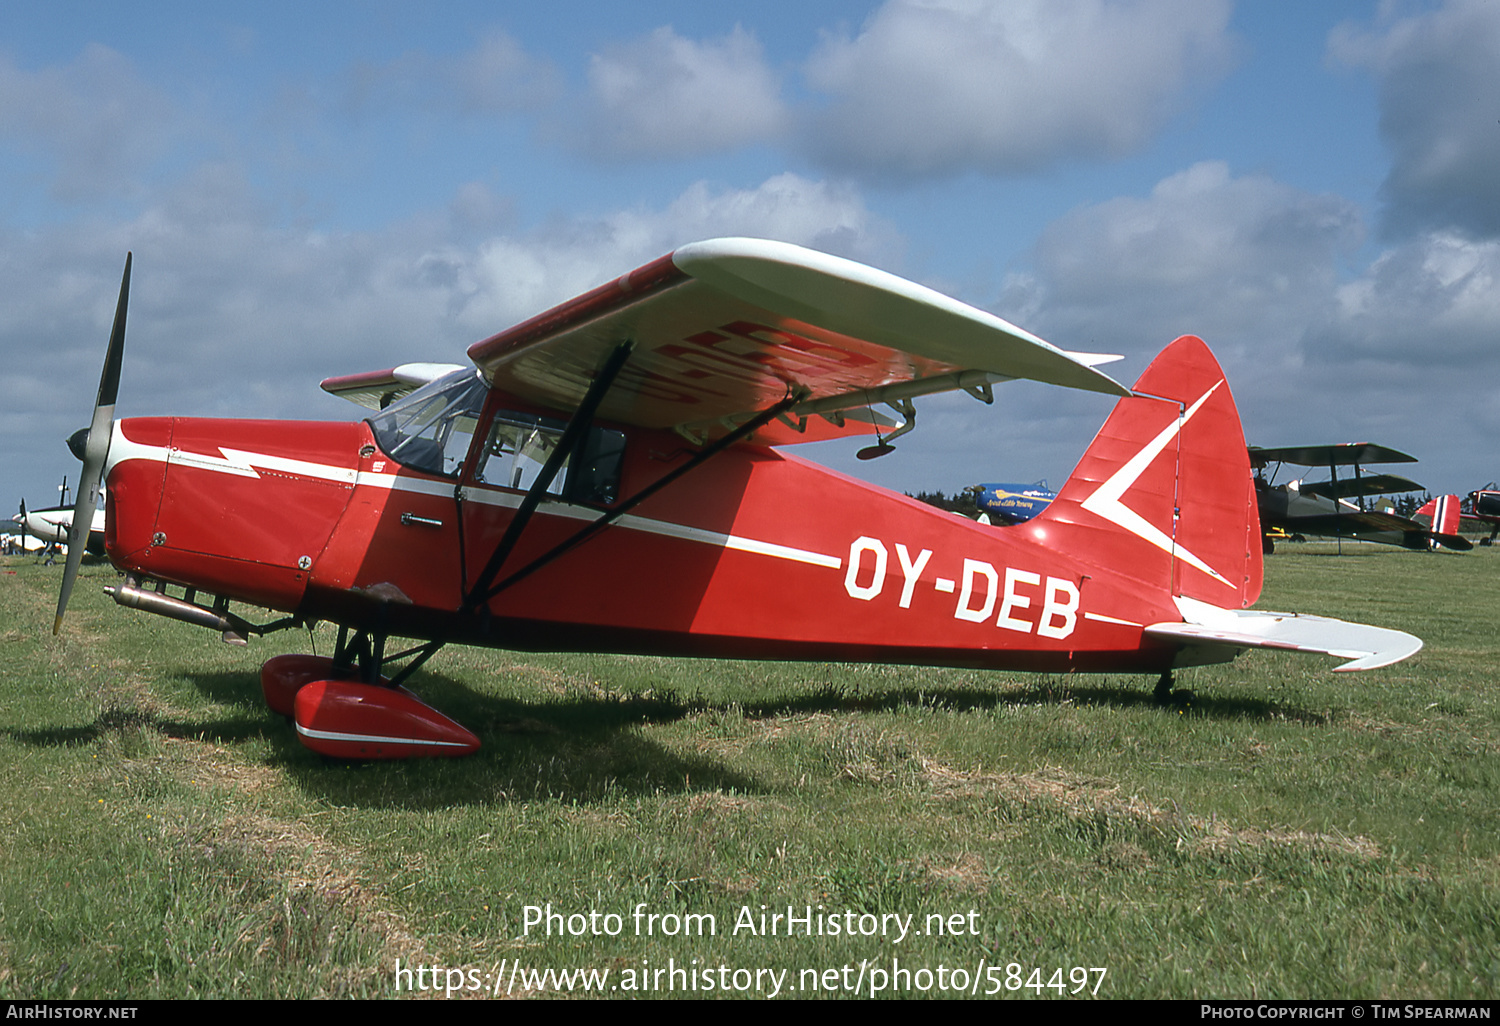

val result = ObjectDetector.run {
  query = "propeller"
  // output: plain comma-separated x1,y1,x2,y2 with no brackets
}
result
17,499,28,555
54,253,130,635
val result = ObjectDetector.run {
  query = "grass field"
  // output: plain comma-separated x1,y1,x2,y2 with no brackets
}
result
1,543,1496,1000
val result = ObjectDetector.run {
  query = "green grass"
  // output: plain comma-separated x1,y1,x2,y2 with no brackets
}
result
1,543,1496,999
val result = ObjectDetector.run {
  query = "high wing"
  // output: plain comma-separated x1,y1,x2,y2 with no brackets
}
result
463,238,1128,444
1248,442,1417,469
20,501,107,553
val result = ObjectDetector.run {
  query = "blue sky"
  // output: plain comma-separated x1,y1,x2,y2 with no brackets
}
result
4,0,1498,511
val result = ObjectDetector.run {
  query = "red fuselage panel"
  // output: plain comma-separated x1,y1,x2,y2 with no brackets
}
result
108,418,362,610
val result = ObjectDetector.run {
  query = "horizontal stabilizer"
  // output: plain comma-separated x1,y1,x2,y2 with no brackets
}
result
1147,597,1422,672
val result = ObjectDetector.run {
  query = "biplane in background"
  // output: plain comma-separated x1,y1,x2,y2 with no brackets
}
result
1248,442,1469,553
53,241,1422,758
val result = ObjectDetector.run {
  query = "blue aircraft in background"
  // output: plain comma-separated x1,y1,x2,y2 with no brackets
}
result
972,481,1057,524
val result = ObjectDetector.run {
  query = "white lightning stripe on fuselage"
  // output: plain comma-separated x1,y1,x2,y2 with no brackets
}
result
1078,382,1232,588
107,429,844,572
169,447,360,484
107,432,361,486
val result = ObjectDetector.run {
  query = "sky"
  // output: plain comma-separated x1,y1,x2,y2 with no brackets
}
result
3,0,1498,513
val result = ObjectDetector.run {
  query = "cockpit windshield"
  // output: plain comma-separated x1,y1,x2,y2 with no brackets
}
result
368,369,488,479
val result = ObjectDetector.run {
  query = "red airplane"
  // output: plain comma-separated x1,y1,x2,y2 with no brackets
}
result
1417,487,1500,547
54,240,1422,759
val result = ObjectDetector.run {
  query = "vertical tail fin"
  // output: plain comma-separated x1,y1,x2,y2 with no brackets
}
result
1043,335,1263,609
1416,494,1470,550
1416,495,1459,535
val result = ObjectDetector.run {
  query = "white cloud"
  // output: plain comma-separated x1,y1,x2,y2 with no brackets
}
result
802,0,1234,179
1006,162,1362,361
576,25,786,159
453,30,565,114
1298,231,1500,483
0,44,181,203
1326,232,1500,369
1330,0,1500,239
458,173,898,331
0,163,906,500
974,160,1500,492
0,170,894,429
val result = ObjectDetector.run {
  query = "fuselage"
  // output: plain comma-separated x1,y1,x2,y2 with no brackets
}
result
1254,478,1432,549
19,504,106,548
103,387,1187,675
974,481,1056,524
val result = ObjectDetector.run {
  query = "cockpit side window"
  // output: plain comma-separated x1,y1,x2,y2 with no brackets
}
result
368,370,489,478
566,426,626,506
474,411,627,507
477,413,569,492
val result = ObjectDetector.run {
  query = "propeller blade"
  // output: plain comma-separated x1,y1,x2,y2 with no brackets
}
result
54,253,130,634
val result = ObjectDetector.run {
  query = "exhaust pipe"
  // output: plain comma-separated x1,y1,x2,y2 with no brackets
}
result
105,578,253,644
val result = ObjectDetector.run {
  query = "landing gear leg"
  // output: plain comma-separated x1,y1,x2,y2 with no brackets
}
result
1154,671,1193,707
332,625,382,683
1154,671,1174,705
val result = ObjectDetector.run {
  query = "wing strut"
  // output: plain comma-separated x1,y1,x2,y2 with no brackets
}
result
462,340,637,614
464,385,809,615
1330,459,1343,555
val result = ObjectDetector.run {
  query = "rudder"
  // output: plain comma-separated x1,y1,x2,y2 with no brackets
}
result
1043,335,1262,609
